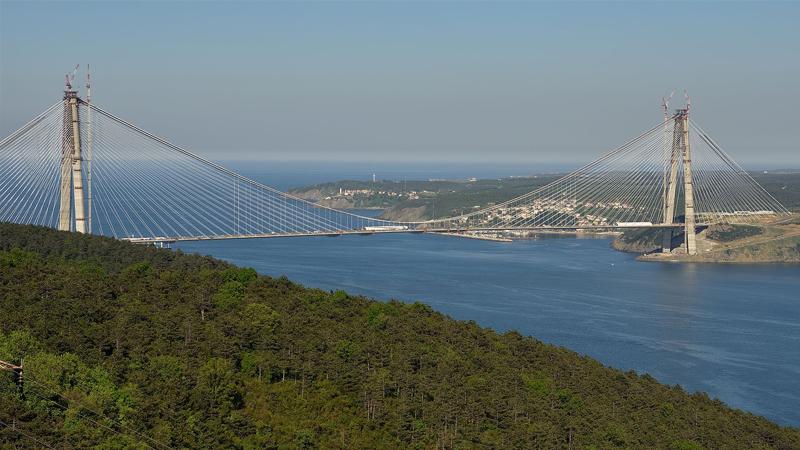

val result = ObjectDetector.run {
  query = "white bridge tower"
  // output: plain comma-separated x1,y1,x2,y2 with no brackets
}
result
58,72,87,233
661,107,697,255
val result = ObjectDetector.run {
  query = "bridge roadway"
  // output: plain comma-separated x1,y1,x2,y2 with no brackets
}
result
122,223,693,245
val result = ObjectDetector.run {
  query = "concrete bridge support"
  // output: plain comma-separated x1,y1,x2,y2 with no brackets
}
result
661,109,697,255
58,90,86,233
680,112,697,255
662,118,681,253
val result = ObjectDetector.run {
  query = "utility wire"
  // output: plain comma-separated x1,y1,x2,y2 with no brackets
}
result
0,418,57,449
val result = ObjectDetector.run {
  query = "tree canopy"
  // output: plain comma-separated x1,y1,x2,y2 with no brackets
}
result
1,223,798,448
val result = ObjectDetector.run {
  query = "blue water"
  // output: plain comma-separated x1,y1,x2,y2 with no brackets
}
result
176,232,800,427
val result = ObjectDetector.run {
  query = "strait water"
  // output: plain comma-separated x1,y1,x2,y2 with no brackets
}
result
176,232,800,427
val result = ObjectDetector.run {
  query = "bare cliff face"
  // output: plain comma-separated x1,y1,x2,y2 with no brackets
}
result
289,185,430,221
379,205,429,222
289,188,322,202
289,189,359,209
286,187,428,220
318,198,361,209
611,228,665,254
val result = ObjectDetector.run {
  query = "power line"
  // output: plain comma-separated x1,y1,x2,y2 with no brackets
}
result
0,418,56,449
21,377,172,449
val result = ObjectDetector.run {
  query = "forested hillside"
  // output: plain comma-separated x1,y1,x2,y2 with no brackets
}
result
1,223,798,449
288,171,800,222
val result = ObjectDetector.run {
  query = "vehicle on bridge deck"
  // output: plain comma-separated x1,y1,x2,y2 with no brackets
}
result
126,236,166,242
125,236,176,246
616,221,654,227
729,211,776,216
363,225,409,231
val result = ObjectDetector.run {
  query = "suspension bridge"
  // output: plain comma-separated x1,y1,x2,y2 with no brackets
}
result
0,79,789,256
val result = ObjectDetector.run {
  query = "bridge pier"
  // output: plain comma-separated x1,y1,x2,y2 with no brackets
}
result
661,228,674,253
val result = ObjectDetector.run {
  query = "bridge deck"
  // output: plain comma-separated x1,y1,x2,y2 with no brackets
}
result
123,224,694,244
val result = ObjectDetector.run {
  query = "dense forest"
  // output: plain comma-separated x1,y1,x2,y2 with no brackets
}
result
1,223,799,449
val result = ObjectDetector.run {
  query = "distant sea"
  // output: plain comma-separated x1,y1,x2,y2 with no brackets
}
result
221,160,575,191
220,159,799,191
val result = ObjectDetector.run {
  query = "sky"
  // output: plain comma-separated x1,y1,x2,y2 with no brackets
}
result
1,1,799,168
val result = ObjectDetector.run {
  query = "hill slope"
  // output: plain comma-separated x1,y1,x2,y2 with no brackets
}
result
288,171,800,222
613,221,800,263
1,223,798,448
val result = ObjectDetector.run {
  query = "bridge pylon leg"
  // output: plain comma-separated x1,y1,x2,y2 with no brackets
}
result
57,89,86,233
58,144,72,231
680,112,697,255
661,114,681,253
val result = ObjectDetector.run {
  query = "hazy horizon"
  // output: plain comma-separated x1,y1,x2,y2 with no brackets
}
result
221,160,800,192
2,1,799,167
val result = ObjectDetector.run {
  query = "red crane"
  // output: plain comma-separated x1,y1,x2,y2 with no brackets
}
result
65,64,79,90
